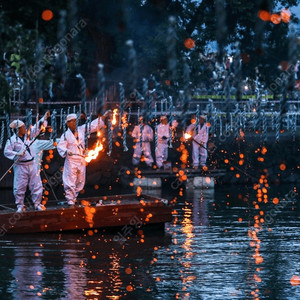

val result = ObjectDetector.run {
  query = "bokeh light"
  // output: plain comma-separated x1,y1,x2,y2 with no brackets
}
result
258,10,270,21
184,38,195,49
41,9,53,21
270,14,281,24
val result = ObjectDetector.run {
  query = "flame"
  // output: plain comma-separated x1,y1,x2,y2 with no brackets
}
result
184,133,192,140
112,109,118,125
85,141,104,163
40,125,46,133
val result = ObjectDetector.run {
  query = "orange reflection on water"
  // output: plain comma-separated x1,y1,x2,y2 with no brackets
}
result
181,206,194,258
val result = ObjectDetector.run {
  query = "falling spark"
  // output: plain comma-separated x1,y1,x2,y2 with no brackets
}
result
136,186,142,197
270,14,281,24
112,109,118,125
41,9,53,21
280,9,291,23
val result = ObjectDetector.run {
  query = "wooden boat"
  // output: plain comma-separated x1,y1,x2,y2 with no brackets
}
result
0,194,172,235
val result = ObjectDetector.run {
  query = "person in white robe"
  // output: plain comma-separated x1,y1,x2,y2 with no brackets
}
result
131,116,154,168
4,111,50,212
186,115,208,168
57,112,109,206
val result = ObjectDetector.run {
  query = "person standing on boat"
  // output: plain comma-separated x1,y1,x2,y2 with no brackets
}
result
131,116,154,168
4,111,50,212
57,111,109,206
186,115,208,169
155,115,178,169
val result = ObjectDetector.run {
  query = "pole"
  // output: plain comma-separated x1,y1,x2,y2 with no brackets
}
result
185,136,208,150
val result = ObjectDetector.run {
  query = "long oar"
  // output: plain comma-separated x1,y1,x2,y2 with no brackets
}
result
185,135,258,180
68,153,85,158
0,131,45,183
0,204,15,211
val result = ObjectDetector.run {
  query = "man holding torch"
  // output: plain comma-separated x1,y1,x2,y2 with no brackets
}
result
131,115,154,169
57,110,110,206
186,114,208,169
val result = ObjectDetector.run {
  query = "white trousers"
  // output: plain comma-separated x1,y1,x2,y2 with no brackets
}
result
192,141,208,167
155,142,168,168
13,162,43,209
63,158,86,203
132,142,154,166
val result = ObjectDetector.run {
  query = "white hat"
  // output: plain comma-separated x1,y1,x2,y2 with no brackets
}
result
200,115,206,120
160,115,167,120
66,113,77,123
9,120,25,129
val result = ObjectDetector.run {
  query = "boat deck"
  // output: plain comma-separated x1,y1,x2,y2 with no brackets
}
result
0,194,172,234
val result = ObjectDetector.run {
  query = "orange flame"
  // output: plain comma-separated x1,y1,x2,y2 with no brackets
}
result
85,141,104,163
112,108,118,125
184,133,192,140
40,125,46,132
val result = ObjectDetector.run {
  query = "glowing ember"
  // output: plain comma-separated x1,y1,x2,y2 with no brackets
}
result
40,125,46,133
85,141,104,163
112,108,118,125
126,285,134,292
279,163,286,171
84,206,95,228
136,186,142,197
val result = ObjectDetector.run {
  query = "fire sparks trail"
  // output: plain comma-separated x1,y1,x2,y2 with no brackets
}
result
85,141,104,163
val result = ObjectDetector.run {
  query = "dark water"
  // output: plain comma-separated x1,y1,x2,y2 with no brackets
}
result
0,184,299,300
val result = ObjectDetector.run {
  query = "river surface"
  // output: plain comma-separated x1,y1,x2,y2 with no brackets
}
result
0,183,299,300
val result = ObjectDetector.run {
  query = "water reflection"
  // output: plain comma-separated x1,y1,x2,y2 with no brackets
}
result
0,185,299,299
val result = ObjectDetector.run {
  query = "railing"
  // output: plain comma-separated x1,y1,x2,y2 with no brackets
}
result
2,96,300,120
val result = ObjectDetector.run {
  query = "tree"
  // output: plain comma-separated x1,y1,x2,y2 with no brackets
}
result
0,0,299,100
